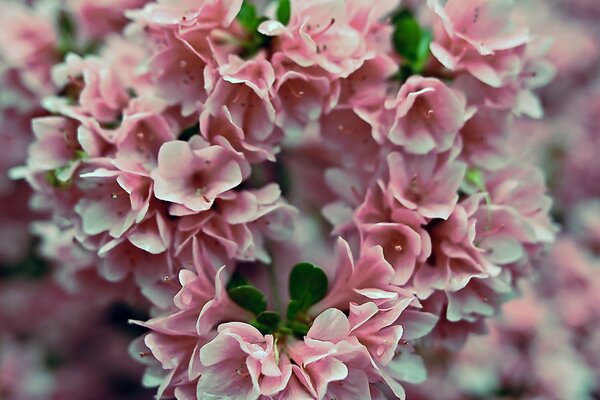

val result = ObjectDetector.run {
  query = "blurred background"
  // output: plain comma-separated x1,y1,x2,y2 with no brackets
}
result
1,0,599,399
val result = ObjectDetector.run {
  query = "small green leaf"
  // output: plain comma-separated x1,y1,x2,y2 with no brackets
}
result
286,299,303,321
391,10,432,78
228,285,267,315
226,271,250,291
465,167,486,191
237,1,260,32
178,123,200,142
276,0,291,25
256,311,281,328
392,11,422,63
288,321,309,337
250,312,280,335
57,11,76,57
249,319,270,334
289,262,328,311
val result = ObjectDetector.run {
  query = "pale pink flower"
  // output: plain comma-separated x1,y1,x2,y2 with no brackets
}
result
131,0,243,30
412,195,497,299
68,0,148,39
75,163,152,238
272,53,340,136
381,76,472,154
173,185,297,269
198,322,292,399
287,309,376,399
338,55,398,109
312,238,409,314
320,109,381,171
0,2,58,97
151,136,248,215
356,184,432,285
385,151,466,220
51,54,131,124
112,98,177,171
428,0,529,88
203,56,278,155
149,35,214,117
473,164,556,273
134,266,251,398
259,0,391,78
457,107,512,171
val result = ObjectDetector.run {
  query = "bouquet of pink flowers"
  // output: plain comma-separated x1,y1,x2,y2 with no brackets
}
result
5,0,589,399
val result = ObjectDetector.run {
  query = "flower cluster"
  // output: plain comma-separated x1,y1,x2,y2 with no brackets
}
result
6,0,558,398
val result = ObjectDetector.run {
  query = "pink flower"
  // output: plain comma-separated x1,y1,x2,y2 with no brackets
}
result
287,309,376,399
75,163,152,238
131,0,243,29
312,238,408,314
272,53,340,136
471,164,556,277
134,266,251,398
68,0,148,39
198,323,292,399
385,151,466,220
111,98,177,171
0,2,58,97
356,184,432,285
51,54,131,124
173,185,297,269
151,136,248,214
412,195,497,299
149,35,214,117
381,76,472,154
428,0,529,88
259,0,389,78
203,56,278,156
320,109,381,171
457,107,512,171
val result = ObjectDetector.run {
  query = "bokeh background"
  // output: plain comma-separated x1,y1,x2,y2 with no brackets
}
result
1,0,599,399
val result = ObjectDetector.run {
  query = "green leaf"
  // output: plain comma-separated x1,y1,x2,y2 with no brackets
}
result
276,0,291,25
392,11,422,63
237,1,260,32
256,311,281,329
57,11,76,57
226,271,249,291
391,10,432,78
228,285,267,315
465,167,486,191
289,262,328,311
178,123,200,142
286,299,303,321
288,321,309,337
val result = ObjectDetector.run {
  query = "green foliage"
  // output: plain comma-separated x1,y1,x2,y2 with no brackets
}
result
178,123,200,142
391,10,433,79
228,285,267,315
250,311,282,334
288,262,328,311
276,0,291,25
236,1,272,57
237,1,261,32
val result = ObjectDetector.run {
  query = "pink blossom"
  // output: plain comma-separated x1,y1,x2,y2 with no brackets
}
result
151,136,248,214
203,56,279,156
198,323,291,399
272,53,340,136
412,195,497,299
428,0,529,87
51,53,131,124
356,184,432,285
381,76,472,154
385,151,466,220
259,0,388,78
